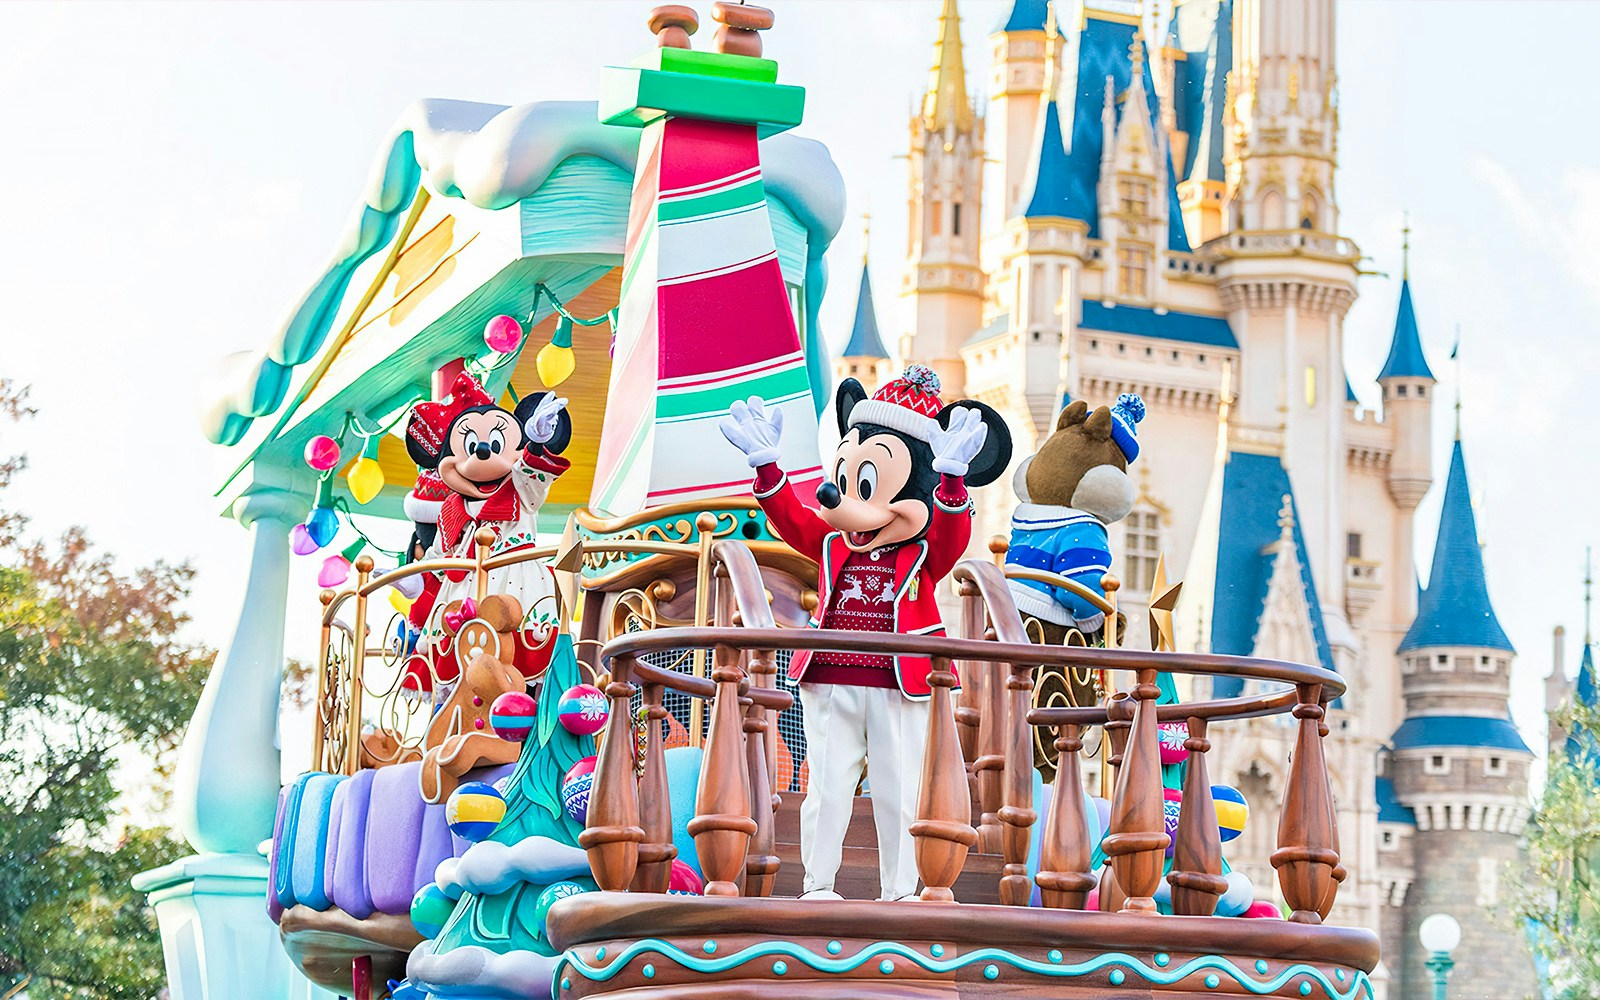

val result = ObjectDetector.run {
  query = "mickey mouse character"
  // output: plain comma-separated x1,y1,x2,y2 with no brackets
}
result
721,364,1011,900
400,371,572,699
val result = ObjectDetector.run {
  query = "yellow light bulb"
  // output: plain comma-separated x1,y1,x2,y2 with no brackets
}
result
535,342,576,387
389,588,414,615
347,456,386,505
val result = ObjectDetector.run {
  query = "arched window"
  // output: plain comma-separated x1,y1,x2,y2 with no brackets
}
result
1260,189,1286,230
1300,188,1322,230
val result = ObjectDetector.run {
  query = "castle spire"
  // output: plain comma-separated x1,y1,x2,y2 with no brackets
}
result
922,0,974,134
1377,276,1435,382
1397,438,1513,653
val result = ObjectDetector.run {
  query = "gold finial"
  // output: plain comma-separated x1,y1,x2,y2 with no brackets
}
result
861,208,872,264
1452,323,1462,441
1401,210,1411,280
1277,494,1295,538
1129,29,1146,77
1044,3,1061,100
922,0,973,134
1585,545,1593,646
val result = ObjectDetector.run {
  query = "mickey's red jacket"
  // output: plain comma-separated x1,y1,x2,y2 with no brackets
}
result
752,463,971,700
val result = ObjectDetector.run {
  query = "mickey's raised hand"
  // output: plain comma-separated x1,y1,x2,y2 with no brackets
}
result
929,404,989,477
719,396,784,468
524,394,569,444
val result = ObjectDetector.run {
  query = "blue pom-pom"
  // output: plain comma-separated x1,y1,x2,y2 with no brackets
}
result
1115,393,1146,425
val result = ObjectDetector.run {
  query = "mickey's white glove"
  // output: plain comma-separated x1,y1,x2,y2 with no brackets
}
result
525,395,569,444
929,405,988,477
719,396,784,467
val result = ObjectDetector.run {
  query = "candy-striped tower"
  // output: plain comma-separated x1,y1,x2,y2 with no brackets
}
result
590,13,821,515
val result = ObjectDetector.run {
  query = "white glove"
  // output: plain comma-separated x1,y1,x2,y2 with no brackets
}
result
929,405,988,477
524,395,568,444
719,396,784,467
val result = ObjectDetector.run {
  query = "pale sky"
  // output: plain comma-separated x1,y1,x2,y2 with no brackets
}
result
1,1,1595,773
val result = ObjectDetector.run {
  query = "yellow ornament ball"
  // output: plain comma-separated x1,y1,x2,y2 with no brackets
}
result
346,456,386,505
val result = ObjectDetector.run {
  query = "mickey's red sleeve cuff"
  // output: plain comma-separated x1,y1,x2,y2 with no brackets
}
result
934,473,970,513
753,462,785,497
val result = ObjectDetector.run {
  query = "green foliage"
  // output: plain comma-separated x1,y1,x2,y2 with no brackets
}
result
1507,699,1600,998
0,380,208,998
495,634,596,849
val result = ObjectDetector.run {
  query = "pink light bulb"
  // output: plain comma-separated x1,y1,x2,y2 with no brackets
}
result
305,435,341,471
483,314,524,354
318,554,352,588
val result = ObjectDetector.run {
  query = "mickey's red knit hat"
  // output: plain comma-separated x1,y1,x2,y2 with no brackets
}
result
847,364,943,442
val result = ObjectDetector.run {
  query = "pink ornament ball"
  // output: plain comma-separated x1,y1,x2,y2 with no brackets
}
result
561,756,597,824
490,691,537,741
1242,900,1283,919
1157,720,1190,765
484,314,524,354
1162,787,1183,857
557,683,609,736
304,435,341,471
668,859,704,896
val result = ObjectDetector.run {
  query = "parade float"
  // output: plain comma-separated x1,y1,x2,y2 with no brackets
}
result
142,4,1377,998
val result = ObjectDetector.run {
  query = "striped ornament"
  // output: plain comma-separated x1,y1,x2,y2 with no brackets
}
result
445,781,506,841
1211,784,1249,843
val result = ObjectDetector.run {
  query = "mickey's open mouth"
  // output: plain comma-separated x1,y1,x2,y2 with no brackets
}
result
470,475,508,493
846,530,878,547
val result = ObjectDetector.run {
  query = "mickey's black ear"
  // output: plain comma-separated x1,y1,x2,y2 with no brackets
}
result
514,392,573,455
834,378,868,436
939,400,1014,488
405,418,442,471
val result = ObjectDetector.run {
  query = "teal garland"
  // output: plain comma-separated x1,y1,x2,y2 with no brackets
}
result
553,939,1373,1000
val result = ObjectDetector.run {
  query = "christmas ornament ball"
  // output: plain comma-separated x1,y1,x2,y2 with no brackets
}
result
1157,720,1190,765
1212,783,1249,843
561,756,598,824
445,781,505,841
1161,787,1183,857
490,691,537,741
410,883,455,938
557,683,609,735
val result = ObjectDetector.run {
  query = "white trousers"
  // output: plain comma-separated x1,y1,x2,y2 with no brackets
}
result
798,682,931,899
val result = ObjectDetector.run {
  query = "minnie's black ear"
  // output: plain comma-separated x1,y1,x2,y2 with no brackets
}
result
939,400,1014,488
405,418,442,471
834,378,868,436
514,392,573,455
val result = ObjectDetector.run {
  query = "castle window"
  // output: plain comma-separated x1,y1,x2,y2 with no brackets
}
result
1380,829,1396,849
1417,385,1427,398
952,202,962,236
1434,653,1450,670
1123,507,1162,594
1396,385,1408,398
932,201,944,235
1401,656,1416,675
1117,246,1151,299
1425,755,1450,775
1198,354,1207,363
1346,533,1363,559
1089,339,1099,350
1117,178,1151,216
1485,756,1506,776
1476,655,1495,674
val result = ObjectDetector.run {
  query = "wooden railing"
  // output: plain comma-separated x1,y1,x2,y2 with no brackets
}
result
586,551,1349,925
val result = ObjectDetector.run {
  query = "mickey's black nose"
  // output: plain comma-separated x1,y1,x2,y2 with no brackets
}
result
816,482,841,509
473,443,493,460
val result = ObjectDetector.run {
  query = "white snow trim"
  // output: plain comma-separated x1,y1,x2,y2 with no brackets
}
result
848,400,938,442
404,492,444,525
407,939,561,999
433,835,591,899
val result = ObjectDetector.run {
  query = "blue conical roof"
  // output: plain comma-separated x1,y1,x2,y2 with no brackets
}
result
1378,280,1435,382
841,262,888,359
1398,441,1513,652
1023,101,1073,219
996,0,1051,33
1569,643,1599,762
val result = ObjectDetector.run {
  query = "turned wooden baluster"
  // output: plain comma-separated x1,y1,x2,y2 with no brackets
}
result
1100,667,1167,913
1271,683,1341,923
998,660,1038,905
1167,715,1227,915
1097,692,1136,912
969,583,1006,854
580,654,645,891
912,656,979,902
1035,723,1096,909
629,682,675,893
689,642,756,896
742,680,780,896
954,582,986,764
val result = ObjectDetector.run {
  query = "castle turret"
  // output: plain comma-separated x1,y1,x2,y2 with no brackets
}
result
1387,436,1537,999
1378,277,1436,511
904,0,985,397
988,0,1052,219
834,256,892,391
1546,624,1570,757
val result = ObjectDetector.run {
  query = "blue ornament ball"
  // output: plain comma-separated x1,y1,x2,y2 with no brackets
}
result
533,878,597,929
410,883,454,938
1212,784,1249,843
562,756,598,824
445,780,506,841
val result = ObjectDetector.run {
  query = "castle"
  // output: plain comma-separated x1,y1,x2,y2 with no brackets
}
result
832,1,1540,995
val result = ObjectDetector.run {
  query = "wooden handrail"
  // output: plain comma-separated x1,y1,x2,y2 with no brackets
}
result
1000,566,1117,617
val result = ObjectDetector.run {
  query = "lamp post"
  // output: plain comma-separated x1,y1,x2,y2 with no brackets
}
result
1418,912,1461,1000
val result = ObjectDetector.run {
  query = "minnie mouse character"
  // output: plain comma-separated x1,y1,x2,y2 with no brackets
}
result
400,371,572,699
720,364,1011,900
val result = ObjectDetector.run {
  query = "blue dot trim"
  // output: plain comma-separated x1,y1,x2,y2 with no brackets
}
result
1155,953,1170,967
827,941,842,955
1206,973,1221,988
984,964,999,980
594,947,606,961
1257,960,1270,974
1110,969,1126,985
930,944,945,958
1301,983,1314,996
773,961,787,976
703,941,717,954
643,964,655,979
879,959,895,974
1048,950,1063,964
